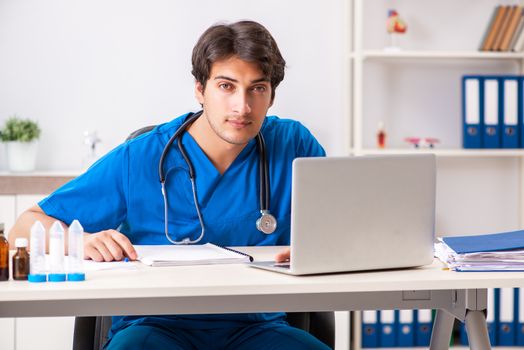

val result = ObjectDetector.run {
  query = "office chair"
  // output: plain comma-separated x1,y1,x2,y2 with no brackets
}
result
72,125,336,349
73,312,335,350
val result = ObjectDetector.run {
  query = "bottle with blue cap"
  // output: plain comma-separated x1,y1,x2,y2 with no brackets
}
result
28,221,47,282
48,221,66,282
67,220,85,281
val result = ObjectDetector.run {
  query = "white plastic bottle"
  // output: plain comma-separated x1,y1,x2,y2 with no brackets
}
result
67,220,85,281
28,221,47,283
48,221,66,282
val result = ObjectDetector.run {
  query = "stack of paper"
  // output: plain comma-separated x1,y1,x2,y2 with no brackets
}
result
135,243,253,267
435,229,524,271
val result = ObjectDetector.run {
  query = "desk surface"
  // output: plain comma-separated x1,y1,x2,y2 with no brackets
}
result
1,246,523,317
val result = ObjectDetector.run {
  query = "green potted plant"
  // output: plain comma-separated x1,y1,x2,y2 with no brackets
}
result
0,116,41,172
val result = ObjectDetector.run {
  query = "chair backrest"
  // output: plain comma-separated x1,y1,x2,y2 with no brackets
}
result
125,125,156,141
73,312,335,350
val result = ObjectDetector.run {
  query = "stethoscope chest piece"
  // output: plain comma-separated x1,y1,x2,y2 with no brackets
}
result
256,210,277,234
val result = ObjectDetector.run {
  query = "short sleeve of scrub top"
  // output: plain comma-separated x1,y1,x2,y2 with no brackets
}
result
39,144,129,233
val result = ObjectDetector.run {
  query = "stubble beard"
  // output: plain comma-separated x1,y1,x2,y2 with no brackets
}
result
206,113,255,146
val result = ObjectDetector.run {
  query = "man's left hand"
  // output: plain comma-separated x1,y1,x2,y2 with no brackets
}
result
275,248,290,263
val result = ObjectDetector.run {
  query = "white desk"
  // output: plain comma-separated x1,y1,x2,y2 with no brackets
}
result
0,246,522,350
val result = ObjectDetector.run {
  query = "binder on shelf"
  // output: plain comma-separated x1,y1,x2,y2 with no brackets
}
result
514,18,524,52
460,322,469,346
483,5,509,51
488,288,497,344
483,77,501,148
379,309,396,347
397,309,414,347
361,310,379,348
415,309,432,346
481,5,504,51
497,288,516,345
510,8,524,51
462,76,483,149
501,77,520,148
517,288,524,345
521,78,524,149
499,6,522,51
493,6,516,51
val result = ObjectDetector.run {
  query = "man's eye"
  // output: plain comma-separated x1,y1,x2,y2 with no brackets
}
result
219,83,232,90
253,86,267,92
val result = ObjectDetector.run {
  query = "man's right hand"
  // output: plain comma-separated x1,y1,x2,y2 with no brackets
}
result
84,230,137,262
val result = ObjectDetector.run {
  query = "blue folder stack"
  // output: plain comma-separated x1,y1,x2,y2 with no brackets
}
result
435,229,524,271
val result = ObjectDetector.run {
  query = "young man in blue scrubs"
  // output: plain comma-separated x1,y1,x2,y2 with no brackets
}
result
10,21,327,349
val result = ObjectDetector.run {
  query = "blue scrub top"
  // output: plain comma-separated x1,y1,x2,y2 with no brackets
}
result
39,112,325,331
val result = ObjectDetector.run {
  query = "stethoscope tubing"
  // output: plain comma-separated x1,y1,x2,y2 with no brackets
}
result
159,111,274,244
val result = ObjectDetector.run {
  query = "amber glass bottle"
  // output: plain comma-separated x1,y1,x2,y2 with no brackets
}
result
0,223,9,281
13,238,30,280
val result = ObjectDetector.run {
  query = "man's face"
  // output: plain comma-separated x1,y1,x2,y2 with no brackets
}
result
195,56,273,146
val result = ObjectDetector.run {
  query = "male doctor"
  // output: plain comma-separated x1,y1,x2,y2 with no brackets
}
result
10,20,327,349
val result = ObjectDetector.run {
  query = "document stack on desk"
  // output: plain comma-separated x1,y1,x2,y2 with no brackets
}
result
435,229,524,271
135,243,253,267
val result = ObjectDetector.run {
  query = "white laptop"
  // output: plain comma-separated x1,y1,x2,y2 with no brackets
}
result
250,154,436,275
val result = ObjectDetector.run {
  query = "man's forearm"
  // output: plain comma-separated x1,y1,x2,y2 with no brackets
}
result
9,205,68,252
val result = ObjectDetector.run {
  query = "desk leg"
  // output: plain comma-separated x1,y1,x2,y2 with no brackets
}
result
465,310,492,350
429,309,455,350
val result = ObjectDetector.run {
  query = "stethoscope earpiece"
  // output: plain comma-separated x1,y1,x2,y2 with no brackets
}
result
160,111,277,244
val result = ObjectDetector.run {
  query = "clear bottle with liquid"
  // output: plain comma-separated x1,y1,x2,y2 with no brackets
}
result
29,221,47,282
67,220,85,281
0,223,9,281
13,238,30,280
49,221,66,282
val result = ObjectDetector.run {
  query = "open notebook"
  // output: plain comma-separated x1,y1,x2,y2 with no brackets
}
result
134,243,253,267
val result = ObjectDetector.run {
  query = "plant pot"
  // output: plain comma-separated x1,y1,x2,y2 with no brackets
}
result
5,141,38,172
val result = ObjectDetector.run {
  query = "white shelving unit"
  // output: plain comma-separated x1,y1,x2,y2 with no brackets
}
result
348,0,524,157
350,0,524,229
348,1,524,349
362,50,524,59
353,148,524,157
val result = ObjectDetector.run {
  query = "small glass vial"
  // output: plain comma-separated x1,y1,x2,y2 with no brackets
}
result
0,223,8,281
29,221,47,282
49,221,66,282
67,220,85,281
13,238,30,280
377,121,386,149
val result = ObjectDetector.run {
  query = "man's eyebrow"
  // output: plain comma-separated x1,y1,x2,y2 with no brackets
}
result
214,75,238,83
213,75,269,84
251,78,270,84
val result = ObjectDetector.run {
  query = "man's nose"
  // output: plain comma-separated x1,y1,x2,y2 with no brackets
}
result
232,91,252,115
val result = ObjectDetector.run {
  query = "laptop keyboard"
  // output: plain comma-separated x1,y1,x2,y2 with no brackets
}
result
273,262,290,269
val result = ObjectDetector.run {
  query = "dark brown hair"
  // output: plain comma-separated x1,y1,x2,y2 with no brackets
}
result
191,21,286,100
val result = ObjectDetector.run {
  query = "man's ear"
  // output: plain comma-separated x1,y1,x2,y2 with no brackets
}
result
195,81,205,105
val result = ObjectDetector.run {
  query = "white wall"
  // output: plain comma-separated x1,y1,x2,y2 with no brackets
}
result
0,2,350,349
0,0,348,170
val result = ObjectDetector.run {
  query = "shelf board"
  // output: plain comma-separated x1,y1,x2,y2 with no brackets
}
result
359,50,524,60
351,148,524,157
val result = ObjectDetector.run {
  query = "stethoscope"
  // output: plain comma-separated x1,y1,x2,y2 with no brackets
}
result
158,110,277,244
